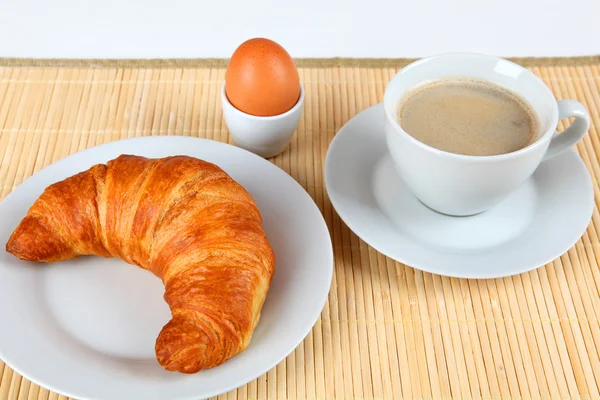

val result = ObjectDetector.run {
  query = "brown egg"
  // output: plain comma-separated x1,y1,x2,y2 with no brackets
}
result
225,38,301,117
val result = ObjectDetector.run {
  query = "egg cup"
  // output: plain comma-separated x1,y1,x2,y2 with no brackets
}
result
221,83,304,158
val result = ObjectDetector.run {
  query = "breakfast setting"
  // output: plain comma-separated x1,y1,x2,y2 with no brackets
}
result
0,2,599,399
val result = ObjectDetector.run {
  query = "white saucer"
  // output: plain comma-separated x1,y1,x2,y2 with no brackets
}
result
325,104,594,278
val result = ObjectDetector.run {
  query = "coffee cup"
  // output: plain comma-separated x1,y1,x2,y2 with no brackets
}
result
384,53,590,216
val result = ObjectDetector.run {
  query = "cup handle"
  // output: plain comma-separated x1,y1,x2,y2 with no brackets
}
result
542,100,590,162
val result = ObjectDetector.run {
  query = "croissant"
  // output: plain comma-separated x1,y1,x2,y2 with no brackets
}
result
5,154,275,373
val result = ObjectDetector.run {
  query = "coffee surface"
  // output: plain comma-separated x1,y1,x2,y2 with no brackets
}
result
397,78,539,156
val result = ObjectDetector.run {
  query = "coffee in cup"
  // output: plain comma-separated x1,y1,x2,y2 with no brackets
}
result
396,78,540,156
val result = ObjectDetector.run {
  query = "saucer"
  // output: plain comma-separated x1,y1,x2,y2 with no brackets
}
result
324,104,594,278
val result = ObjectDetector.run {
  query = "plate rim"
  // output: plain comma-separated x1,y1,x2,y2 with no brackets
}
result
325,103,594,279
0,135,334,400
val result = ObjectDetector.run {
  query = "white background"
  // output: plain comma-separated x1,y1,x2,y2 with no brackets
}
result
0,0,599,59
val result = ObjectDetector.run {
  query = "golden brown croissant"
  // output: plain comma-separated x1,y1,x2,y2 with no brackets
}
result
5,154,275,373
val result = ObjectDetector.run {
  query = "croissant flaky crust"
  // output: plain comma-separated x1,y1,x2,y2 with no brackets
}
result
6,154,275,373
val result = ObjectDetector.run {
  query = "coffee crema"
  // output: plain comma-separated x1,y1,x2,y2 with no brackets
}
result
396,78,540,156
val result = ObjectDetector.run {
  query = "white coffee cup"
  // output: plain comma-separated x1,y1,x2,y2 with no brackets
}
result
384,53,590,216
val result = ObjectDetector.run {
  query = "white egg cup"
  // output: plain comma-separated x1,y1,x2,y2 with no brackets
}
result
221,83,304,158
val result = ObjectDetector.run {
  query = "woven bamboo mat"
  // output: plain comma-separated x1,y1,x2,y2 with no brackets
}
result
0,57,599,400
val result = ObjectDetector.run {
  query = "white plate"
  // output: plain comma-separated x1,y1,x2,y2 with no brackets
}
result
0,136,333,400
325,104,594,279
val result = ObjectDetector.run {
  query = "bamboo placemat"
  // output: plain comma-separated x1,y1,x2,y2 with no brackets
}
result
0,57,599,400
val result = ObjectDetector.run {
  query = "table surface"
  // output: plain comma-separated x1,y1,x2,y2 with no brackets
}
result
0,58,598,400
1,0,600,59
